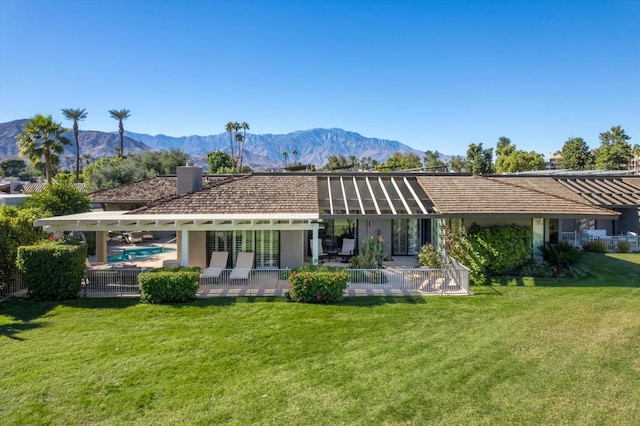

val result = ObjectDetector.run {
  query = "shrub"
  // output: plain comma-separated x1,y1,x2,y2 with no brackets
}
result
416,243,442,268
617,240,630,253
444,224,532,284
521,260,555,278
539,241,589,278
350,236,384,269
138,267,200,303
0,206,48,291
286,265,348,304
16,240,86,300
582,240,607,253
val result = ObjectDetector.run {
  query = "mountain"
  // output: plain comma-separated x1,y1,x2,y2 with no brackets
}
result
0,119,151,161
125,128,425,168
1,120,426,170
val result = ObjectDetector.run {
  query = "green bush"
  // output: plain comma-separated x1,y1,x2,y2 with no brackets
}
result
445,224,532,284
0,206,48,291
138,267,200,303
16,240,86,300
416,243,442,268
521,260,555,278
616,240,630,253
539,241,589,278
350,236,384,269
286,265,348,304
582,240,607,253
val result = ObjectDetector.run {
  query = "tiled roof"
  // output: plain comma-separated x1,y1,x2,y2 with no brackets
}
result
489,177,589,204
131,175,319,215
18,182,87,193
417,175,618,217
554,177,640,207
91,176,227,203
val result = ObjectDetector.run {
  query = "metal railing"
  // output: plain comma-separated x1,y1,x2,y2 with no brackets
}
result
83,267,145,296
0,272,25,298
580,234,639,252
5,263,470,299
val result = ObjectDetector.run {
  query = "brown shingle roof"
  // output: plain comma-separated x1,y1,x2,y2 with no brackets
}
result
417,175,618,217
91,176,227,203
490,177,588,204
132,175,319,215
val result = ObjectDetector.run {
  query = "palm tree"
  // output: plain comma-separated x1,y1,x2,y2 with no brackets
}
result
109,109,131,157
239,121,249,171
16,114,71,184
282,151,289,168
235,133,244,171
81,153,93,168
225,121,238,168
61,107,87,181
291,149,298,164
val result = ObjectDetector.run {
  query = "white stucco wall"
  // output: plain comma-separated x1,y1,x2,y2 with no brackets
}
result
281,230,304,269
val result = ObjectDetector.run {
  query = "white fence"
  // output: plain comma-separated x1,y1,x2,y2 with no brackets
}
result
3,262,470,299
560,231,639,252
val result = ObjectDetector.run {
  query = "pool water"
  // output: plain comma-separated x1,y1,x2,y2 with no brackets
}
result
107,246,176,263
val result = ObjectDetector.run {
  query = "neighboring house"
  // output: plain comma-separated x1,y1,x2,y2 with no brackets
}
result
35,167,640,269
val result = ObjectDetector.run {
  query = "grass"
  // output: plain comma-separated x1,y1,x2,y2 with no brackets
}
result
1,253,639,425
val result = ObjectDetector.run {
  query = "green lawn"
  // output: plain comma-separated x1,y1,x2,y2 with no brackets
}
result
1,253,639,425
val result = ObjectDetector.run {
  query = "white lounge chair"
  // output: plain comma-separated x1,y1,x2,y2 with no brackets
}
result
338,238,356,262
310,239,328,262
200,251,229,283
230,252,254,281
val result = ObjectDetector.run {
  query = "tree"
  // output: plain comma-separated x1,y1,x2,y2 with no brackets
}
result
560,137,594,170
239,121,249,171
466,143,494,175
16,114,71,184
207,151,233,173
423,150,446,172
291,149,298,163
24,176,91,217
594,125,632,170
61,107,88,181
379,152,422,171
282,151,289,167
225,121,239,168
0,158,27,177
494,137,544,173
323,155,350,170
108,109,131,157
448,155,467,173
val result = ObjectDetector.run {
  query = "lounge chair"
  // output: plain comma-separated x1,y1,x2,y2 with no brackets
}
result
124,231,143,244
200,251,229,284
338,238,356,262
230,252,254,281
310,239,329,262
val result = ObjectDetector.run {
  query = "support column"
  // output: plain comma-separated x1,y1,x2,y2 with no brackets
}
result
96,231,108,263
533,218,544,260
180,229,189,267
311,224,319,265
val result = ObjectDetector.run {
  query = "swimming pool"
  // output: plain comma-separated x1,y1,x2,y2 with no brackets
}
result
107,246,176,263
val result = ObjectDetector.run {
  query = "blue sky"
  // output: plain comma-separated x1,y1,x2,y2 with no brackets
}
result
1,0,638,157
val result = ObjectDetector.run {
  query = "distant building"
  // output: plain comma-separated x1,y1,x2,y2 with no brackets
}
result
546,153,562,170
629,153,640,173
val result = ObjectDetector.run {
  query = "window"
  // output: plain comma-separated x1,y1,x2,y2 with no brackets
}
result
207,230,279,268
392,219,421,256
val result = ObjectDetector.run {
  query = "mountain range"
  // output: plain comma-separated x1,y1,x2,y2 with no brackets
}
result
0,119,427,170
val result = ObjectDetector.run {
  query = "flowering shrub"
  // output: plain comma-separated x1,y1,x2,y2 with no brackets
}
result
286,265,348,304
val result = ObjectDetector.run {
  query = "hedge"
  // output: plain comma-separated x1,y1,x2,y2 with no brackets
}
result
138,267,201,303
16,240,86,300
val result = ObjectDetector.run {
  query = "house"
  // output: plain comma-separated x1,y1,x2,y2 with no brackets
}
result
34,167,640,269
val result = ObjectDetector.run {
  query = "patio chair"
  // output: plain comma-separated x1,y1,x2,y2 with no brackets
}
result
310,239,329,262
338,238,356,262
200,251,229,283
230,252,254,281
124,231,143,244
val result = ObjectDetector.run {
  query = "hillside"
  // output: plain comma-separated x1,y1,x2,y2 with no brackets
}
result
1,120,427,170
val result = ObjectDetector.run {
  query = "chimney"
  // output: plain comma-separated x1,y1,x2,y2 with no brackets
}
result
177,164,203,195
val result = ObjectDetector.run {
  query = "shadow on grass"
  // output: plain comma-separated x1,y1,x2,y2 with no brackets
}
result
0,298,57,341
490,253,640,288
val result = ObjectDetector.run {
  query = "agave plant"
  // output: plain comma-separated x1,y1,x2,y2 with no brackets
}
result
538,241,589,278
